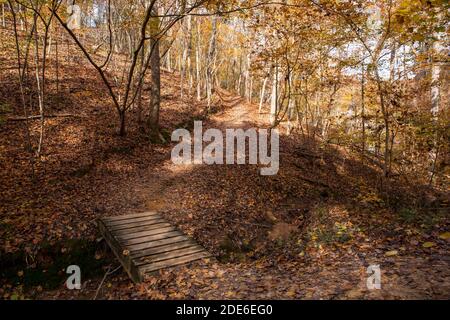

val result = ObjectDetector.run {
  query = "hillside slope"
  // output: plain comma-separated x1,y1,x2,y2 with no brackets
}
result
0,27,449,300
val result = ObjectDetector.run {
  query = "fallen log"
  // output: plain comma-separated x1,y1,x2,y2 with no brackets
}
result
7,114,84,121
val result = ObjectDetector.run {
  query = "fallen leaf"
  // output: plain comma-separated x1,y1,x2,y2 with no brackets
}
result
286,289,297,297
346,289,362,299
422,242,435,248
439,232,450,240
385,250,398,257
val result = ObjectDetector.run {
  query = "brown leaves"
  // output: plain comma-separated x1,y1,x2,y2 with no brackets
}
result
1,27,448,300
268,223,297,242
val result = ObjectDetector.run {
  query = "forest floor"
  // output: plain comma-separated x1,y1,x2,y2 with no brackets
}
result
0,28,449,300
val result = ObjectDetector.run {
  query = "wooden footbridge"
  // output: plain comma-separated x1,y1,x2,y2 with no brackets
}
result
98,212,212,283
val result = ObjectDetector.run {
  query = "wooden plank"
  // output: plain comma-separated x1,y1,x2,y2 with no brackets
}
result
139,251,211,274
135,246,206,266
119,231,183,246
104,215,162,227
131,240,197,259
98,212,212,283
102,211,158,222
113,222,172,236
117,226,176,241
110,218,166,232
127,235,190,252
97,219,142,283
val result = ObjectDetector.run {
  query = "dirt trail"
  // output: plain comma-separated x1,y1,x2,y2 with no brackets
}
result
142,93,266,213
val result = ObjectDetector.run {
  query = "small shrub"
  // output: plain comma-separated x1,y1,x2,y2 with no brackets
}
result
398,207,418,223
0,102,12,125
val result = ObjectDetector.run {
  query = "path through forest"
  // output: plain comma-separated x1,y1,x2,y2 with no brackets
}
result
143,92,264,215
113,94,449,300
1,0,449,301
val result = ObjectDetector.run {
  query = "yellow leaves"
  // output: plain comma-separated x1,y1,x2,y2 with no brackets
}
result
356,186,384,207
439,232,450,240
385,250,398,257
422,242,435,248
10,293,20,300
168,291,185,299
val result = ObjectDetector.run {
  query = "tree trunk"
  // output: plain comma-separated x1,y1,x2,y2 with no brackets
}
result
2,3,6,28
429,12,446,185
206,16,217,109
186,13,192,96
119,110,126,136
148,8,161,134
361,64,366,159
55,24,60,110
34,20,45,156
259,76,268,113
374,68,390,177
196,21,201,101
270,65,278,126
137,44,145,126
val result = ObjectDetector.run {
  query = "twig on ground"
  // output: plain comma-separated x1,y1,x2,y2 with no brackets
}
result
93,265,122,300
